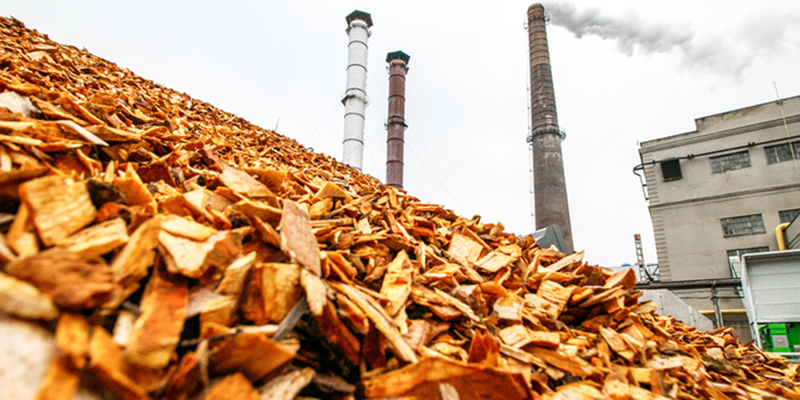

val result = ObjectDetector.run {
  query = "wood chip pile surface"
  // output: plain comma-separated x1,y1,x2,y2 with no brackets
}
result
1,16,799,400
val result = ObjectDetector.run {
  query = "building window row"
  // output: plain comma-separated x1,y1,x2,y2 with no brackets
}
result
765,141,800,165
779,208,800,224
710,150,751,174
659,141,800,181
722,209,799,277
720,214,766,237
720,211,799,236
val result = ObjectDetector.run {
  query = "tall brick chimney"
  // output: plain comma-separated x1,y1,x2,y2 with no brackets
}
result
385,51,410,189
527,3,573,253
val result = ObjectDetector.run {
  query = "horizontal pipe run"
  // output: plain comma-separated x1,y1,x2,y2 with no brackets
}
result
635,278,741,291
699,309,747,315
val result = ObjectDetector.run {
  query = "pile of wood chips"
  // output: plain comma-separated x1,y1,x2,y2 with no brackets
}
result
1,16,799,400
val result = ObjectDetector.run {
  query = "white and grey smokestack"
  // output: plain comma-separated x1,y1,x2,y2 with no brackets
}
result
341,10,373,171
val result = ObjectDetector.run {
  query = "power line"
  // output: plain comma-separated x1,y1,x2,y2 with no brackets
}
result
405,127,476,215
365,94,476,215
302,102,342,146
341,122,383,170
404,141,473,215
364,125,385,174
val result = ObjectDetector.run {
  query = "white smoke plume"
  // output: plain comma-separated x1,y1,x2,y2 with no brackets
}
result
543,2,799,78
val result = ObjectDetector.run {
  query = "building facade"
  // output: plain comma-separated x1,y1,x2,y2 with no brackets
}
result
638,95,800,339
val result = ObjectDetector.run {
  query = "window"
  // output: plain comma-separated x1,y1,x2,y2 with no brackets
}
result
727,247,769,277
660,159,682,181
711,150,751,173
721,214,766,237
779,209,800,224
765,142,800,164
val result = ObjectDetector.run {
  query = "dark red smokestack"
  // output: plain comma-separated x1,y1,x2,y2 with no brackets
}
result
386,51,410,189
527,3,573,253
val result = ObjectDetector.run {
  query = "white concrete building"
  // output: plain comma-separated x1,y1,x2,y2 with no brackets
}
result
637,95,800,339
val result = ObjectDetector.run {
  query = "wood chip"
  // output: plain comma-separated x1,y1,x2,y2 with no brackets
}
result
279,200,321,276
258,367,315,400
5,248,116,309
20,175,96,246
110,216,162,286
379,250,415,316
205,372,260,400
33,356,81,400
448,231,485,263
0,271,59,320
125,268,189,369
55,313,90,369
330,281,418,363
159,230,234,278
243,262,302,324
161,215,217,241
89,327,151,400
361,357,532,400
209,331,296,383
55,217,129,258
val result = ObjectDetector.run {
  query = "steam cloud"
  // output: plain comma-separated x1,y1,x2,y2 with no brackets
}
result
543,2,799,78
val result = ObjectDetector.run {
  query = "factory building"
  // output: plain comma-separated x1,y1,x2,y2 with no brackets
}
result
637,94,800,340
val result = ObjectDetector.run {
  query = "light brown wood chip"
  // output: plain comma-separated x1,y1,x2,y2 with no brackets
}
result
0,271,58,320
125,269,189,369
205,372,260,400
379,250,415,317
55,217,129,258
55,313,89,369
5,248,116,310
20,175,96,246
279,200,321,276
33,356,80,400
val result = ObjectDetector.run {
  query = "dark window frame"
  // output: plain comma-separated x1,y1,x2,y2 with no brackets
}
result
779,208,800,224
710,150,751,174
765,143,794,164
727,246,770,278
660,159,682,181
721,214,766,237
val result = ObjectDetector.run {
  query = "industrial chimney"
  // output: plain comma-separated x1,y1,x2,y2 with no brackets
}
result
385,50,410,189
341,10,373,171
527,3,574,253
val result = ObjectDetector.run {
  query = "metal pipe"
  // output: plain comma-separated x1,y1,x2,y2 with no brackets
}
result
342,11,373,171
777,222,791,250
385,51,409,189
635,134,800,201
635,277,741,290
633,133,800,172
773,84,800,177
711,284,723,329
632,164,649,201
527,3,573,253
699,309,747,315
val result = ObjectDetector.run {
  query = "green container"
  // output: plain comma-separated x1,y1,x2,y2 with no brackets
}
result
759,323,800,353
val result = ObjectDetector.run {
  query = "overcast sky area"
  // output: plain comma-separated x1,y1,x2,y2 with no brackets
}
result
5,1,800,268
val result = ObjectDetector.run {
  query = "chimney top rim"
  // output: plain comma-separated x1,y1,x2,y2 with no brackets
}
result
346,10,373,27
386,51,410,64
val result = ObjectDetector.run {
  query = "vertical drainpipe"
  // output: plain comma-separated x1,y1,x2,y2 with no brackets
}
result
527,3,574,253
386,51,410,189
342,10,373,171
